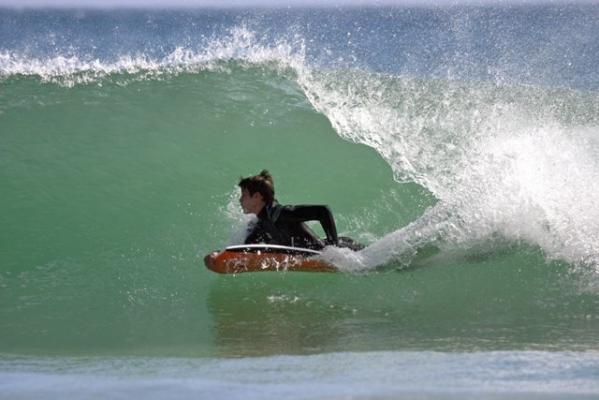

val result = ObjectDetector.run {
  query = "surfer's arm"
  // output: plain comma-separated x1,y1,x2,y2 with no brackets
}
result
280,205,338,246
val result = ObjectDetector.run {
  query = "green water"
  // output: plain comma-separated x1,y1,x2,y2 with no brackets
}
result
1,67,599,358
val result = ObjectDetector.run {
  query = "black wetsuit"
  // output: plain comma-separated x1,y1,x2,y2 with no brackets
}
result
244,202,338,250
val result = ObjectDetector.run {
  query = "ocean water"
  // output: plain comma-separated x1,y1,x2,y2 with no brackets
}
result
1,4,599,399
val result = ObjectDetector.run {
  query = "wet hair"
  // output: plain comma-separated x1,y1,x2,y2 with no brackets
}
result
238,169,275,204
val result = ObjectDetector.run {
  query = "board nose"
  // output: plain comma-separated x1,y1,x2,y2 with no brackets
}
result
204,252,219,271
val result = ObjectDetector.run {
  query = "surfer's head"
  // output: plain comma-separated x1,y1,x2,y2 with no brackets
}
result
238,169,275,214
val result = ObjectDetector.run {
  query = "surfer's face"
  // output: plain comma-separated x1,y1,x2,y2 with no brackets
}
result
240,188,265,215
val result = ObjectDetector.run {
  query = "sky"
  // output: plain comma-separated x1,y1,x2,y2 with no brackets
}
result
0,0,584,8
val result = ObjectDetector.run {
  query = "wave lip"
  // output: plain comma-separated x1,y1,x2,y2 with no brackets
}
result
0,26,306,85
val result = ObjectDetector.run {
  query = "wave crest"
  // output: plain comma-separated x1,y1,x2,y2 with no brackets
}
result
0,26,306,86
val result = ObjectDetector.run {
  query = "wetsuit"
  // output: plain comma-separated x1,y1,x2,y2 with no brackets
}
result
244,202,338,250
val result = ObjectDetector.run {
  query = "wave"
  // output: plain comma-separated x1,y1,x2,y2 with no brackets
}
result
0,26,306,85
3,23,599,280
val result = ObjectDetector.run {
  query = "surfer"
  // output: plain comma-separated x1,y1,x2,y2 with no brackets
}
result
238,170,340,250
203,170,364,274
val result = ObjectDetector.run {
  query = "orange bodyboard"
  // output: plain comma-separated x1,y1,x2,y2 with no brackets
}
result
204,244,337,274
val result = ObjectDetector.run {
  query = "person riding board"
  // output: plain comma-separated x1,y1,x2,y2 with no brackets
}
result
238,170,362,251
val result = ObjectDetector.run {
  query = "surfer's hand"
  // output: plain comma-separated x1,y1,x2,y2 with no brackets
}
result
324,238,337,247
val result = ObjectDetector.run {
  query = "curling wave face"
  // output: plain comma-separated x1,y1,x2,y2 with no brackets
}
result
4,17,598,276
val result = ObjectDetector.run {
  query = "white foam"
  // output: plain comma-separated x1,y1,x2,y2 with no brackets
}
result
2,351,599,400
0,26,306,86
299,70,599,274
